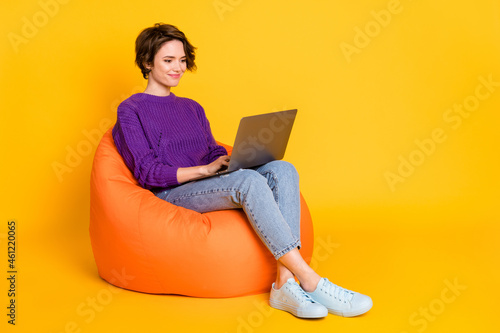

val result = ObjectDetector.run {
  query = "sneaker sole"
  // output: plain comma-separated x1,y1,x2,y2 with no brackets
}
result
328,301,373,317
269,299,327,319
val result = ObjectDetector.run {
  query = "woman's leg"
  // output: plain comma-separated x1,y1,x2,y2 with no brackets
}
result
249,161,372,317
155,161,307,288
154,168,300,259
252,160,301,243
251,161,304,288
277,248,321,292
154,164,372,317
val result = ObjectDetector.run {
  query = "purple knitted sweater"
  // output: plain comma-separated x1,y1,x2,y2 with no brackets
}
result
112,92,227,190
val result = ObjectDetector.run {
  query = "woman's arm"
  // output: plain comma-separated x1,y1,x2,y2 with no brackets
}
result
191,101,228,162
176,155,230,183
113,104,180,189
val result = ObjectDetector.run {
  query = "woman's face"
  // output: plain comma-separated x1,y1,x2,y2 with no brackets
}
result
147,39,187,89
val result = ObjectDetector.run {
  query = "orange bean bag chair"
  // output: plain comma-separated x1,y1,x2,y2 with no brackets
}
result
89,128,314,297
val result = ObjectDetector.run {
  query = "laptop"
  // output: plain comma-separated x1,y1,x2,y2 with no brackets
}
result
191,109,297,181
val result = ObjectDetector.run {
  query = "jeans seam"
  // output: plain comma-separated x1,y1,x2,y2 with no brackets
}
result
261,170,280,206
170,187,238,203
243,198,275,253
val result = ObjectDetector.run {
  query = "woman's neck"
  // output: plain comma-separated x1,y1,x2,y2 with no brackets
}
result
143,81,171,96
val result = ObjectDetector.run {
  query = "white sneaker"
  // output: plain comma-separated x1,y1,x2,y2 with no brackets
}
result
306,278,373,317
269,278,328,318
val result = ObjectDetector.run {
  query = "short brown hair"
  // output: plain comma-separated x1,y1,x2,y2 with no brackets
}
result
135,23,197,79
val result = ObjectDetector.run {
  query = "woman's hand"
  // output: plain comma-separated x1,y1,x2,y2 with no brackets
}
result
176,155,230,184
202,155,231,176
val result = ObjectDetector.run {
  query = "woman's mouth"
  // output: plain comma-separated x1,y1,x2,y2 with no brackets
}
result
168,74,181,79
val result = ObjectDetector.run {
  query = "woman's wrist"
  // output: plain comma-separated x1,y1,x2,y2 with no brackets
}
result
177,165,209,184
199,165,210,176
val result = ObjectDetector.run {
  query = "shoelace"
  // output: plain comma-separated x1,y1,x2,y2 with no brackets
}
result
321,279,355,303
285,281,316,304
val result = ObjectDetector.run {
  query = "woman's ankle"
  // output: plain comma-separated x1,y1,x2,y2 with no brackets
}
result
275,265,294,289
275,273,294,289
298,274,322,292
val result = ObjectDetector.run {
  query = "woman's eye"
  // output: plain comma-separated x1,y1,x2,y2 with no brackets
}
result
181,59,186,63
164,59,172,63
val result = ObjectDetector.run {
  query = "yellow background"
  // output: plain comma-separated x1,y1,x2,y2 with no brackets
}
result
1,0,499,332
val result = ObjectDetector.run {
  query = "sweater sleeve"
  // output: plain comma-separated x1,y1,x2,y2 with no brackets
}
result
192,102,228,162
112,103,180,190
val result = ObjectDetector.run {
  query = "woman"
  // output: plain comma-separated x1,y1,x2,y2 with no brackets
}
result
112,23,372,319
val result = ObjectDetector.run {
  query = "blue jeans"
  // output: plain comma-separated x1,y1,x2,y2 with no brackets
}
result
152,160,301,259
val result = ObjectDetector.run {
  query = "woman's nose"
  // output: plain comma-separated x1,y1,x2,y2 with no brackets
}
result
172,61,182,72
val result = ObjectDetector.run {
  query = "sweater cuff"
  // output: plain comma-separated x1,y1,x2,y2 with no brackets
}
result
162,166,181,188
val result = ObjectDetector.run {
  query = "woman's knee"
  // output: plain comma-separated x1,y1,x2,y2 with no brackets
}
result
230,169,268,191
263,160,299,182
